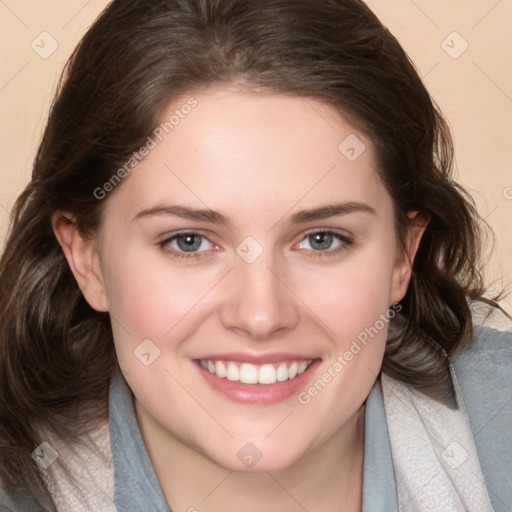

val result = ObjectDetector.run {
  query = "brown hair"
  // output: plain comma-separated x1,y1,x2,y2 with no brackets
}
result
0,0,507,507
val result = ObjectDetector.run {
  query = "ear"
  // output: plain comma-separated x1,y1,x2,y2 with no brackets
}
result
52,212,109,312
390,210,430,305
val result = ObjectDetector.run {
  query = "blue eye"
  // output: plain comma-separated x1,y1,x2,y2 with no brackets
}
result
297,230,352,254
159,232,215,255
174,233,204,252
305,232,336,251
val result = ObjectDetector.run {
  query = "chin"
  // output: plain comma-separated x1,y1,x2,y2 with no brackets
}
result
200,435,309,474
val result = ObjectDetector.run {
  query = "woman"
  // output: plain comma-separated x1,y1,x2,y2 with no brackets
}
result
0,0,510,510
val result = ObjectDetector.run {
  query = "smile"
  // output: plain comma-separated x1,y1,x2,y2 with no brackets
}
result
199,359,313,385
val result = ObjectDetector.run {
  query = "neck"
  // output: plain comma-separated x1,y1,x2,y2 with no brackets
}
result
137,403,366,512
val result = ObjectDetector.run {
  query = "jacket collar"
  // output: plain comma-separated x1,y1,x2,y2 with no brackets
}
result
361,379,399,511
110,372,170,511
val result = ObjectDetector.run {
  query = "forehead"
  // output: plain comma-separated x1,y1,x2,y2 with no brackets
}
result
103,87,391,224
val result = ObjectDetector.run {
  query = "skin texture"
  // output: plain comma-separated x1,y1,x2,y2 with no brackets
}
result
54,87,427,511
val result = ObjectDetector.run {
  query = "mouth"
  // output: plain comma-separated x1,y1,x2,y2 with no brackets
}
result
194,356,321,404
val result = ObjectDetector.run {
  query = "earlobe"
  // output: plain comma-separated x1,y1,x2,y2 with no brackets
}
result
52,212,109,312
390,211,430,304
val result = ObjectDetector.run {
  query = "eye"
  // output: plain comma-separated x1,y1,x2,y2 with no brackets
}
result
296,230,352,254
159,231,216,255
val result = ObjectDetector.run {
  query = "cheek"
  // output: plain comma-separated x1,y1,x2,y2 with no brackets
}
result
100,248,164,328
298,255,394,341
100,248,224,347
289,264,393,451
292,247,395,402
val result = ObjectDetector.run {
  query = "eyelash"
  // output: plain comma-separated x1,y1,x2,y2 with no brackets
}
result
158,230,215,261
157,229,353,261
299,229,353,258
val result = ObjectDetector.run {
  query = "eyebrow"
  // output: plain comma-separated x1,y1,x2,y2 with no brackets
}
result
132,202,376,225
289,202,376,223
132,205,232,226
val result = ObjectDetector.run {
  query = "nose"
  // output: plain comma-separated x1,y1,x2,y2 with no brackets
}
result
219,256,300,341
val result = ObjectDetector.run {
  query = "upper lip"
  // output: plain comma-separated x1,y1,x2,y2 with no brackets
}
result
196,352,318,364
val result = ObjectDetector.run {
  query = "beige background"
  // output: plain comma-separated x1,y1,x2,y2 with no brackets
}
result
1,0,511,312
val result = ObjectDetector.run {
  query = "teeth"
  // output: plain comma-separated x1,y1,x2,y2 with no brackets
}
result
288,362,298,379
240,363,259,384
276,363,288,382
226,362,239,381
200,359,313,385
260,364,277,384
215,361,227,378
297,361,308,374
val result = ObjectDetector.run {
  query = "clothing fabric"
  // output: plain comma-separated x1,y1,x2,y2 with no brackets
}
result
41,422,114,512
1,325,511,511
381,372,493,511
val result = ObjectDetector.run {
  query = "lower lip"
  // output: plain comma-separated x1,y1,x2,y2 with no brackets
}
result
195,359,321,405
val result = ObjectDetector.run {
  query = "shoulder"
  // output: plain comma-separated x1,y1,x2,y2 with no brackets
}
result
451,325,512,512
451,324,512,391
451,324,511,428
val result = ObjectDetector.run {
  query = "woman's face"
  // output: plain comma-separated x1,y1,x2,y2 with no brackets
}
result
68,87,422,472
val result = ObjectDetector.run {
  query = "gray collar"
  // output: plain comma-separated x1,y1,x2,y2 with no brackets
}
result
361,380,399,511
109,372,171,511
109,373,398,511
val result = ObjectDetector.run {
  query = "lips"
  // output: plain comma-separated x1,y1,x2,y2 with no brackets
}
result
194,354,321,404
